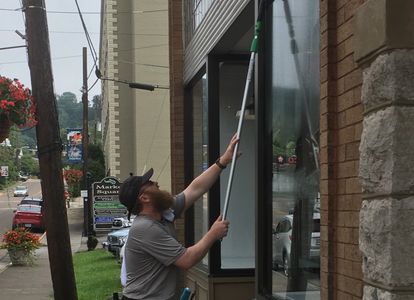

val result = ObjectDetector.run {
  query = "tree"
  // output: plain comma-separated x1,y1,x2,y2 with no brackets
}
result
20,154,39,176
87,143,105,184
92,95,102,123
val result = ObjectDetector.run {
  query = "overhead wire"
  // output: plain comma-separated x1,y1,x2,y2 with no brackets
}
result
0,29,167,37
0,55,85,65
0,7,167,14
141,89,169,176
73,0,99,89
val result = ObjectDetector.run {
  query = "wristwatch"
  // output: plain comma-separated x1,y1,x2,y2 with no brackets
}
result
215,158,226,170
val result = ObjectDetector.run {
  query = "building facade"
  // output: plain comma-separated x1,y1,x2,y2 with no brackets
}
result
169,0,414,299
99,0,171,188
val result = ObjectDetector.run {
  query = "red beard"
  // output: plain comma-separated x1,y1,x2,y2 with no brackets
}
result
146,189,174,212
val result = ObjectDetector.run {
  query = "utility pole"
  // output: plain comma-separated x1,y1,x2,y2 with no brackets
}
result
82,47,93,242
23,1,78,299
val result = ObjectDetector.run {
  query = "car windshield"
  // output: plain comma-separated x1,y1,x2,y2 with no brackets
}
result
17,205,41,213
20,198,42,205
15,186,26,191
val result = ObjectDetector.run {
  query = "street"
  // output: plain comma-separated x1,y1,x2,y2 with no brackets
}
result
0,179,42,260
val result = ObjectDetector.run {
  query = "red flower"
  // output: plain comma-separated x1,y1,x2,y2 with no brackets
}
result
0,76,37,128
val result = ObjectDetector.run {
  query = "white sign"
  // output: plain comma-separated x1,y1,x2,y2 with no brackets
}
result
0,166,8,177
81,190,88,198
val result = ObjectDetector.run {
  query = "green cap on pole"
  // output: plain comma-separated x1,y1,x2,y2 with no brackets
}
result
250,21,263,53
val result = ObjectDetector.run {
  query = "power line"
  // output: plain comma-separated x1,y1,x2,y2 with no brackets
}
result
0,8,167,14
0,29,168,36
74,0,99,83
117,44,168,52
0,54,85,65
118,60,168,69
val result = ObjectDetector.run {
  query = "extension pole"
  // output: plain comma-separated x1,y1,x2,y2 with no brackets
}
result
222,19,262,220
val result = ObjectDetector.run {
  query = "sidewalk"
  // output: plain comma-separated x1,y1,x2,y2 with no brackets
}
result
0,197,88,300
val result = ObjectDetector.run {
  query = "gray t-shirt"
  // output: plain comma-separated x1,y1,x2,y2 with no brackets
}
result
123,193,186,300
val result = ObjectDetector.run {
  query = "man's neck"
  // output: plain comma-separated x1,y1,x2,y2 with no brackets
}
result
139,208,162,221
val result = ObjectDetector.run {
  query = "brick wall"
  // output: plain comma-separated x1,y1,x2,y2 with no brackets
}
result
168,0,185,243
320,0,365,299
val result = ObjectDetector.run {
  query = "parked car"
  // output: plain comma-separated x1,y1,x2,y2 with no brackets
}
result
102,227,130,259
272,213,320,276
19,196,43,207
18,172,29,181
112,216,133,230
13,186,29,197
12,204,44,231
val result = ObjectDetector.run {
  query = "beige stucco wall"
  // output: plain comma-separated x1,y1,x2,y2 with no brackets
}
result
100,0,171,188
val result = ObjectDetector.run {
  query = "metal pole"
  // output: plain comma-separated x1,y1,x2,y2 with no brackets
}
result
221,0,267,220
222,51,256,220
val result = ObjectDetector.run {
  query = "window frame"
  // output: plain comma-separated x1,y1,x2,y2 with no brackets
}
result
184,54,256,277
255,0,321,298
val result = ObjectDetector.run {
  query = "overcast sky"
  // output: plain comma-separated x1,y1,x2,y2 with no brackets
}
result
0,0,101,102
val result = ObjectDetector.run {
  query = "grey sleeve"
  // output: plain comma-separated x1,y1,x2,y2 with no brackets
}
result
140,224,186,266
173,192,185,219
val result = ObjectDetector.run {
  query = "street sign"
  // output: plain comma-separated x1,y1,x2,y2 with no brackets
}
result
92,176,124,231
0,166,9,177
80,190,88,198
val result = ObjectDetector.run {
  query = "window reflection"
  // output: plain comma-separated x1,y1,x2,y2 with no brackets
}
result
192,74,209,266
268,0,320,298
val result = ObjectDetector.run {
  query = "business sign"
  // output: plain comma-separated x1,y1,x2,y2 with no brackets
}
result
92,177,126,231
0,166,8,177
67,129,83,163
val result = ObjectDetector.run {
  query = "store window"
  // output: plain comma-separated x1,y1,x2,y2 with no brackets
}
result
219,62,255,269
266,0,320,299
192,73,209,266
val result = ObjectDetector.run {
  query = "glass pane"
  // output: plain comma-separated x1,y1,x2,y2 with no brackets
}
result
219,62,255,269
268,0,320,298
192,74,209,266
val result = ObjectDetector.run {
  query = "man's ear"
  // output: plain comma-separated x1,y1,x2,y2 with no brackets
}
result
139,193,150,204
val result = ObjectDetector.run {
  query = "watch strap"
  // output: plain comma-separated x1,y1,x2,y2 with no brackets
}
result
215,158,226,169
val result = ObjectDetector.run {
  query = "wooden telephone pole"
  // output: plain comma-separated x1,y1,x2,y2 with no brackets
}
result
23,1,78,299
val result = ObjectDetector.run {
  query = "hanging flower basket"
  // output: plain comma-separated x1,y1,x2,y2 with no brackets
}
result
0,117,10,143
0,76,37,141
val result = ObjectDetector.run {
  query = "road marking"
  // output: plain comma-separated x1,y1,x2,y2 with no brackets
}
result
39,231,47,242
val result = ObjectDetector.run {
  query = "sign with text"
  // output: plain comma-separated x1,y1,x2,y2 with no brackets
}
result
0,166,8,177
92,176,126,231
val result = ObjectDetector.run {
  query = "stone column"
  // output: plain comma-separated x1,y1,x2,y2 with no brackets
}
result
354,0,414,299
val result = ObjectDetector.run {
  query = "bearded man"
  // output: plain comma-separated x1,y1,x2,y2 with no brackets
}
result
119,135,239,300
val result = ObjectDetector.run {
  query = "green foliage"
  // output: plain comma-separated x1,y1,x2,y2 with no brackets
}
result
87,235,98,251
20,154,39,176
73,249,122,300
83,143,105,185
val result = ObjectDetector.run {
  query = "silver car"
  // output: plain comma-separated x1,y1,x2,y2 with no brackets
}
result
13,185,29,197
272,213,320,276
